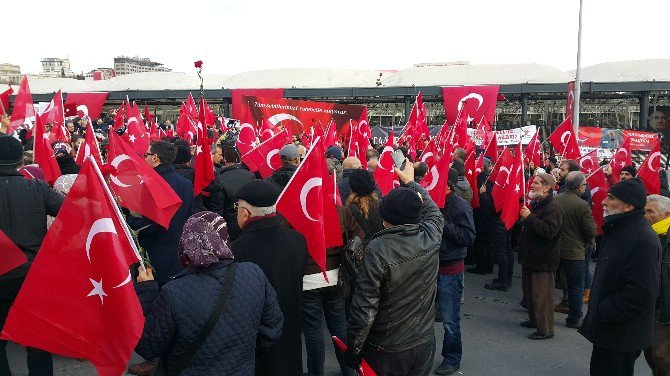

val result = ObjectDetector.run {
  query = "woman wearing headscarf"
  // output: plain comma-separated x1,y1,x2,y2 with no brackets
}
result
346,169,384,243
133,211,283,376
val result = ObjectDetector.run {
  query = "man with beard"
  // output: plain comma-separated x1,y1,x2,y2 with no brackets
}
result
580,179,661,376
518,173,564,340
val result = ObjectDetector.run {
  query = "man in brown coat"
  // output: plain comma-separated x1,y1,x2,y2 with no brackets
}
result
554,171,597,329
518,172,565,340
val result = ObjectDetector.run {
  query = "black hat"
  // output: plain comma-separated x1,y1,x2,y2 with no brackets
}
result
237,180,280,207
349,169,376,196
608,178,647,209
325,146,344,161
379,187,422,226
0,135,24,166
621,164,637,177
448,167,459,191
173,142,192,165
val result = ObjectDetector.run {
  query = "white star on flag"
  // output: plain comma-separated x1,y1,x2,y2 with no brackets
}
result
87,278,107,304
196,145,202,155
514,184,520,193
129,134,136,143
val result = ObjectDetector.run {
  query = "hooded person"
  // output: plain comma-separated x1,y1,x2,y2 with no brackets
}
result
133,211,283,376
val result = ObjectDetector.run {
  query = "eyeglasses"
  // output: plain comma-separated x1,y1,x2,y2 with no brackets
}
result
144,152,155,157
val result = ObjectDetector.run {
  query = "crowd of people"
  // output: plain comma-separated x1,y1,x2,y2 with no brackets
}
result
0,110,669,376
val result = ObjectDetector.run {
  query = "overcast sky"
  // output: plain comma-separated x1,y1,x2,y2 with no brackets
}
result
5,0,669,76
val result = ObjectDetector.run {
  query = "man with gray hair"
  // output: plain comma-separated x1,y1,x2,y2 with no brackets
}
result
266,144,301,190
554,171,597,329
644,194,670,375
232,179,308,376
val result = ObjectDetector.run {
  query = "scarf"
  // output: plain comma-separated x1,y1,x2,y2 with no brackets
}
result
178,211,233,268
653,216,670,236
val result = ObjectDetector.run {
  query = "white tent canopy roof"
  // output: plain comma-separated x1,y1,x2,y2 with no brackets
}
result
223,68,393,89
568,59,670,82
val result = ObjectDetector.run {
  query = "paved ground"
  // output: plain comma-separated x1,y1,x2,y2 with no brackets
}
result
6,263,653,375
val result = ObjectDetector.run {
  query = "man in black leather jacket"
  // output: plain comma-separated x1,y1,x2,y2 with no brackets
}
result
345,160,444,375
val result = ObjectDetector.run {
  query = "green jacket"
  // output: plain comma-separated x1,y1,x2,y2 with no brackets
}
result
554,190,597,260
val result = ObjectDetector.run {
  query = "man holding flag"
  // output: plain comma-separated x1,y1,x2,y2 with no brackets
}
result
0,135,64,375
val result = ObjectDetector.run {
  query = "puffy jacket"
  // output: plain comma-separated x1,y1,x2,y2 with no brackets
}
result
439,193,476,264
517,194,564,271
266,164,296,190
580,210,661,352
553,190,597,260
135,260,284,376
348,181,444,354
219,164,256,240
338,169,354,204
0,168,63,280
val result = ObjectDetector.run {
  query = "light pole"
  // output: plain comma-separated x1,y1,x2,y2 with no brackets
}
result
573,0,584,133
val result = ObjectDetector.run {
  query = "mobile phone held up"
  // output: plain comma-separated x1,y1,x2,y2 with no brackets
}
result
391,149,406,170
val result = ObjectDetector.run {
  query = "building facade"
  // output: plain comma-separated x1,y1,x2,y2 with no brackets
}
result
40,58,75,78
84,68,116,80
113,56,171,75
0,64,22,85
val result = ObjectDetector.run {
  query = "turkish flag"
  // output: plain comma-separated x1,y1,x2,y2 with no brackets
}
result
39,89,65,130
587,168,609,234
442,85,499,126
64,92,109,120
374,131,397,196
236,107,259,156
548,116,581,160
579,149,599,174
524,131,541,167
465,152,480,208
107,132,183,229
149,120,160,141
123,102,150,155
483,133,499,163
566,81,575,118
332,336,377,376
638,141,662,195
260,117,281,142
420,138,438,170
490,147,513,213
346,120,359,160
501,143,525,230
0,157,144,376
276,137,333,279
0,86,12,115
32,114,61,185
0,229,28,276
184,93,198,119
75,123,103,167
112,102,125,132
356,122,371,168
241,129,287,178
7,76,35,134
609,137,633,179
193,98,215,196
419,151,450,208
324,121,337,148
231,89,284,120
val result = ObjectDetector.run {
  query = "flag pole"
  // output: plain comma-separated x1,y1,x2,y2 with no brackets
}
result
573,0,584,133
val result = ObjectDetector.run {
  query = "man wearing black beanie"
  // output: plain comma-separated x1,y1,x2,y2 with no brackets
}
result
580,178,662,376
345,159,444,375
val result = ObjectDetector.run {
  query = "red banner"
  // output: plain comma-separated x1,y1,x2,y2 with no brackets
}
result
231,89,284,120
577,126,659,152
245,96,366,135
622,129,660,152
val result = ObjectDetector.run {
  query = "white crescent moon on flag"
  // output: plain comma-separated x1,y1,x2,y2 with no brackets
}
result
499,166,512,185
300,177,322,222
110,154,132,188
268,113,303,126
457,93,484,114
590,187,600,196
267,149,279,169
237,123,255,145
560,131,571,146
113,271,132,289
648,151,661,172
77,105,89,118
580,157,590,170
421,152,434,163
86,218,116,263
425,166,440,191
377,146,395,171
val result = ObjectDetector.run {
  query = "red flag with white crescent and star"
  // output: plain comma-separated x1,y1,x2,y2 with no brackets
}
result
566,81,575,118
609,137,633,181
193,98,215,196
107,132,183,229
420,138,438,170
547,116,581,161
236,107,259,156
637,141,662,195
0,157,144,376
276,136,333,280
501,143,524,230
7,76,35,135
373,131,397,196
586,167,609,234
123,102,150,155
490,147,513,213
75,123,103,167
483,132,499,163
524,130,541,167
442,85,499,126
579,149,599,174
32,113,61,185
39,89,65,134
419,148,451,209
241,129,287,178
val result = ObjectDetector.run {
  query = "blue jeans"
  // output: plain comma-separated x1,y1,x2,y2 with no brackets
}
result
436,273,463,366
301,286,355,376
560,259,585,325
584,247,593,289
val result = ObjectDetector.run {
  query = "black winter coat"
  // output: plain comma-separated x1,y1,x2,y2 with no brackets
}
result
439,193,476,264
517,194,564,271
338,169,353,204
266,164,296,190
231,215,308,376
0,169,63,280
579,210,661,352
127,164,194,285
135,260,283,376
219,164,256,240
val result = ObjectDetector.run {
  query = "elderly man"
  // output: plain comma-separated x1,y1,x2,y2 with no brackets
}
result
338,156,362,204
518,173,565,340
232,180,308,376
580,179,661,376
554,171,597,329
266,144,300,190
644,194,670,375
344,160,445,375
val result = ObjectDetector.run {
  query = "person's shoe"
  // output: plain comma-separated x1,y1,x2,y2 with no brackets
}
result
128,360,155,376
584,288,591,303
484,280,508,291
554,301,569,314
434,361,460,375
467,267,488,275
527,331,554,340
566,318,583,329
519,298,528,310
520,320,536,328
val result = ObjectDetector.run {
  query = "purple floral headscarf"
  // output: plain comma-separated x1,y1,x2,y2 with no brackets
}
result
178,211,233,268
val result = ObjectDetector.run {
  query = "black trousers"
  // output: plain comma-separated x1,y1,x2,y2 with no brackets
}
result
0,278,53,376
491,229,513,283
364,336,435,376
590,344,640,376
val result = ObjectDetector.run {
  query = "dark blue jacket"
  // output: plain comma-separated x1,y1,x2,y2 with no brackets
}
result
338,169,354,204
438,193,476,264
135,260,283,376
127,164,194,285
